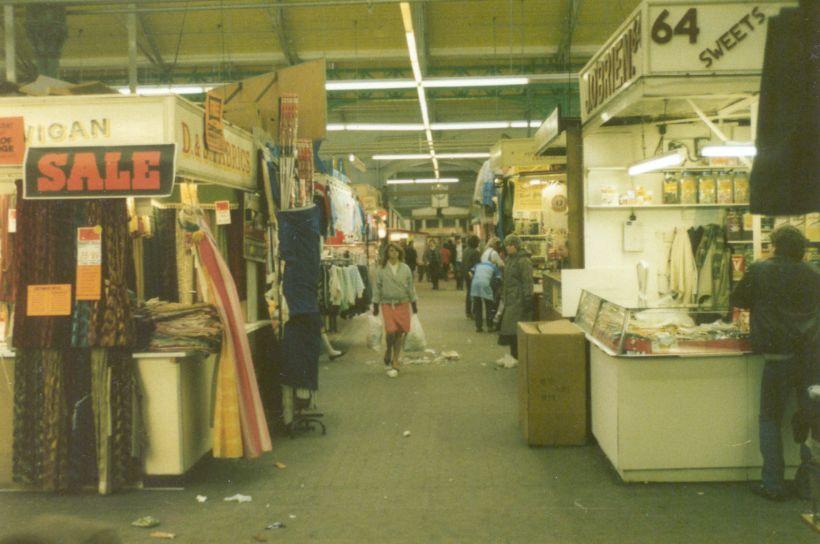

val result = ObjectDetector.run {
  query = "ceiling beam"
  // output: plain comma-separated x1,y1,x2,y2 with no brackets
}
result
555,0,583,66
136,13,169,76
266,6,299,66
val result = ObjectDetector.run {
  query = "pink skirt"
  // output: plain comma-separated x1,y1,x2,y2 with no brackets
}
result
382,303,412,334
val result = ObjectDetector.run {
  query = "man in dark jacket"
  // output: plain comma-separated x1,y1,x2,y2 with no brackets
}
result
731,224,820,501
404,239,418,277
462,236,481,317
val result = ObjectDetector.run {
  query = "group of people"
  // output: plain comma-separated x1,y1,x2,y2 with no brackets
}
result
404,237,464,290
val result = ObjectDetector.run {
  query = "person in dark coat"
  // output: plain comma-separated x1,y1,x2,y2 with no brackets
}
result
424,239,442,290
462,235,481,318
497,235,533,359
731,224,820,501
403,239,417,277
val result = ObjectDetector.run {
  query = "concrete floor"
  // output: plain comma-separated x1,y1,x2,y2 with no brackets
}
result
0,282,816,543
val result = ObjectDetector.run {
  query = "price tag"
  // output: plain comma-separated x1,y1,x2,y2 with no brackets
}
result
215,200,232,225
76,226,102,300
27,284,72,316
7,209,15,233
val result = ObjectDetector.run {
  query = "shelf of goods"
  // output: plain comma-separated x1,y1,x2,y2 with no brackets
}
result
572,0,802,482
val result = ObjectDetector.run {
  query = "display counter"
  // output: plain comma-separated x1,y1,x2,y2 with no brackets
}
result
577,290,801,482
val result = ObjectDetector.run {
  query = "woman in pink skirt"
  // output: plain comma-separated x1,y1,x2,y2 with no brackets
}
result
373,242,418,377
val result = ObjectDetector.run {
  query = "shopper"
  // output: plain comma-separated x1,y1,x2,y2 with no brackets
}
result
482,236,504,269
440,242,451,281
404,238,418,278
497,235,533,359
373,242,418,378
463,235,481,318
425,239,442,290
454,237,465,290
730,224,820,501
471,260,500,332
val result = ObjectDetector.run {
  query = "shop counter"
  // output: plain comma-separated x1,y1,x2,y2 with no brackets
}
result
590,342,801,482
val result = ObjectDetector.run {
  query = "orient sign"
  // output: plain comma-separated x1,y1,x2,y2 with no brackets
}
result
24,144,175,199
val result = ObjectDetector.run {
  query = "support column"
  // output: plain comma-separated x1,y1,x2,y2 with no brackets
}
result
128,3,137,94
4,6,15,83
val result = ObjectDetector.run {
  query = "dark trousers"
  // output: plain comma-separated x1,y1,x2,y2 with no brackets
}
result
417,265,426,281
759,356,812,494
455,262,464,289
472,297,495,331
465,278,473,316
429,265,440,289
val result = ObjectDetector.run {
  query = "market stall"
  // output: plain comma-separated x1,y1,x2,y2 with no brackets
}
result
574,0,808,482
0,93,273,488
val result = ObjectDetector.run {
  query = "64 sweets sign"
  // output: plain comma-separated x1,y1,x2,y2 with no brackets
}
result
24,144,175,199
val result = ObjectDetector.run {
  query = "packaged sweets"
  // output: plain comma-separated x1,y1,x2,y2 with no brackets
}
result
662,174,680,204
600,185,618,206
732,172,749,203
698,172,717,204
680,172,698,204
717,173,734,203
726,209,742,240
742,212,754,240
731,253,745,281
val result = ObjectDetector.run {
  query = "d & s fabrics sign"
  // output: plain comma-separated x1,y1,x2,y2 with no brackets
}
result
24,144,175,199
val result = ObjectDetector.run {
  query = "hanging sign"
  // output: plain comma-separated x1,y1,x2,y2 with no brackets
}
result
215,200,232,225
23,144,176,200
26,284,72,316
579,11,643,123
431,193,449,208
0,117,25,165
204,94,227,153
647,3,787,73
76,226,102,301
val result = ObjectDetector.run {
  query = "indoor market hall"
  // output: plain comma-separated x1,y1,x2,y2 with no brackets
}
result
0,282,812,543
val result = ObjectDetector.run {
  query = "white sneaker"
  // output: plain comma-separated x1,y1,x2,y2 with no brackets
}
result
386,369,399,378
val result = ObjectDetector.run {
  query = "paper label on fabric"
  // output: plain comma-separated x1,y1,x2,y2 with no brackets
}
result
215,200,232,225
7,209,16,233
27,284,72,316
76,226,102,300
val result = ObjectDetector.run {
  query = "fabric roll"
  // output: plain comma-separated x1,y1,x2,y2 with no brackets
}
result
277,206,321,316
0,194,16,302
193,218,272,458
281,313,322,390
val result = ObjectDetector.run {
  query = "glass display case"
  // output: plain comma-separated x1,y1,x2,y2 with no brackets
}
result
575,289,751,357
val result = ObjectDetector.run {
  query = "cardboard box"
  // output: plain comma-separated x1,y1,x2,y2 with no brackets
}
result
517,320,587,446
208,59,327,141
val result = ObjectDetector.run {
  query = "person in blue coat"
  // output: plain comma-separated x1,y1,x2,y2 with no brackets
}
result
470,260,501,332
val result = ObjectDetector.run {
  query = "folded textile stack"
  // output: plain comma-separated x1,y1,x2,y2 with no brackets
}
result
135,299,223,354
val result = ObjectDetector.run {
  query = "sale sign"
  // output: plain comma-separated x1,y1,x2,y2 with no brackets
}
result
24,144,175,199
0,117,25,165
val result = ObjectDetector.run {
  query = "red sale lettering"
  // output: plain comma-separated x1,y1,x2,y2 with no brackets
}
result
131,151,161,190
103,152,130,190
37,153,68,192
67,152,104,191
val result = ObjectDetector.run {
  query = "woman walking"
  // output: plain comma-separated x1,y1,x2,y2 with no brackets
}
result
497,235,533,360
373,242,418,378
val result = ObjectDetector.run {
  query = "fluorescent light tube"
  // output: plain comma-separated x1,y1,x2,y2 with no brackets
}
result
627,149,686,176
372,154,432,160
325,80,417,91
386,179,415,185
417,88,431,127
341,123,425,131
437,152,491,159
423,77,529,88
416,178,458,184
405,32,423,82
432,121,510,130
400,2,413,30
701,143,757,158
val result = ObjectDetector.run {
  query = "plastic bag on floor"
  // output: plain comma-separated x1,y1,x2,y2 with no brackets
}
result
367,314,384,351
403,315,427,352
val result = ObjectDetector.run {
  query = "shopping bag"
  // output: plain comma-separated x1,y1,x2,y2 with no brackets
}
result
403,314,427,352
367,314,384,351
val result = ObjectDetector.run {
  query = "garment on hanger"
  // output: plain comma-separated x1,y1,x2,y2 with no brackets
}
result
667,227,698,305
693,224,730,309
280,313,322,391
277,206,321,316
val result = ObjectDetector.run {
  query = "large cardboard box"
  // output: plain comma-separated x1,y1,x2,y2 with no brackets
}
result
208,59,327,141
517,320,587,446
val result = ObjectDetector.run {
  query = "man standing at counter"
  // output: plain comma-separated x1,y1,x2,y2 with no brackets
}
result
730,224,819,501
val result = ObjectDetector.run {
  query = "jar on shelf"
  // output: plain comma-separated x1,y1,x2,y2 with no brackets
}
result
732,172,750,203
680,171,698,204
698,171,717,204
662,173,680,204
717,172,734,204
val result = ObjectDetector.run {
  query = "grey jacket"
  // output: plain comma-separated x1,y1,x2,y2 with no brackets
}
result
500,252,534,336
374,262,417,305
